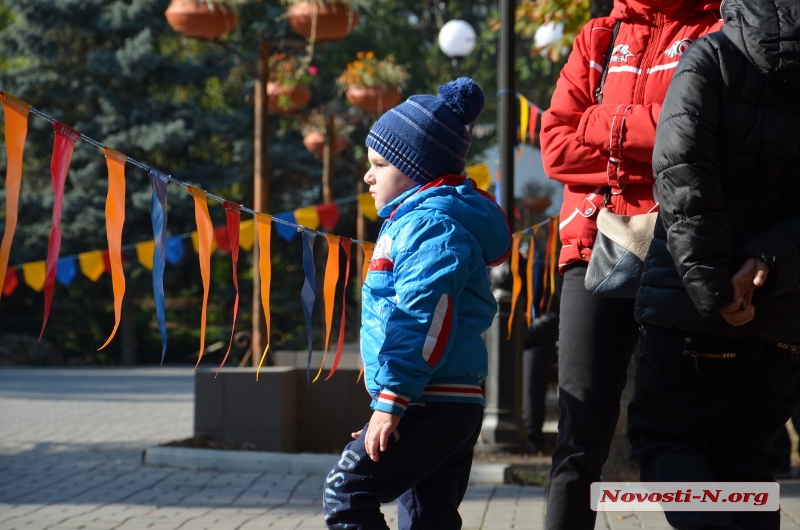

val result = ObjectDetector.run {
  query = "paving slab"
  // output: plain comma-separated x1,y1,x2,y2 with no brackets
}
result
4,368,799,529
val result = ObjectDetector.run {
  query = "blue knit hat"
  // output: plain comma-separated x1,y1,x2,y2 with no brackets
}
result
365,77,485,185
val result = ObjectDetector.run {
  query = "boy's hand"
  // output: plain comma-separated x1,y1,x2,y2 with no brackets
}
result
364,410,401,462
718,258,769,327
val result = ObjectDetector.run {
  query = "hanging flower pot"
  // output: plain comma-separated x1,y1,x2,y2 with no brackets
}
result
338,52,408,114
286,1,360,42
267,82,312,113
303,131,350,155
345,85,402,114
522,196,552,213
165,0,240,40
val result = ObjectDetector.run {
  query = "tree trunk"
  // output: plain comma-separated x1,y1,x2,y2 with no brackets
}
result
591,0,614,18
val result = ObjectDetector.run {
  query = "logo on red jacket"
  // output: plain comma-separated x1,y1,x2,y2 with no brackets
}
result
610,44,634,63
665,39,693,58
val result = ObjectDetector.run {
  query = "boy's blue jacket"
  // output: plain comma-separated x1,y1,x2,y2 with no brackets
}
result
361,176,512,416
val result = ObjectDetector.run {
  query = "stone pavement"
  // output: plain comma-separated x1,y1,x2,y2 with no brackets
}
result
2,368,800,530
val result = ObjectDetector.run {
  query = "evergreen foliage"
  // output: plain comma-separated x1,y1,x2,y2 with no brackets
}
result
0,0,564,365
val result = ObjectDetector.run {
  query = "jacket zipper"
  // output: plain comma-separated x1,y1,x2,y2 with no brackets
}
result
777,342,800,363
683,349,736,370
634,10,663,104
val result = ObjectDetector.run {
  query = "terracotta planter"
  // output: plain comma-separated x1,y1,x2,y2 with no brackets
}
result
345,85,402,114
266,83,312,113
165,1,240,40
522,196,552,213
303,131,349,155
287,2,360,42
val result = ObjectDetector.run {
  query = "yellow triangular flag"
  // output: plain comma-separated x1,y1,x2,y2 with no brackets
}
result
358,193,378,221
465,163,492,191
136,240,155,271
239,219,255,251
78,250,105,282
294,206,320,231
22,261,46,292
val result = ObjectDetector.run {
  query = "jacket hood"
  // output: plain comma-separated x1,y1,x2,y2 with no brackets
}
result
611,0,719,23
381,178,511,267
721,0,800,93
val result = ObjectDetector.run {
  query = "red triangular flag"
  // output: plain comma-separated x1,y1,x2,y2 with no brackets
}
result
214,225,231,254
317,203,340,232
2,267,18,297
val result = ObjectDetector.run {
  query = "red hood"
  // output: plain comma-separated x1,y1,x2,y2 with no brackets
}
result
611,0,720,23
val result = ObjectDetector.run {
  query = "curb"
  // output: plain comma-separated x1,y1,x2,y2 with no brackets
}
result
143,446,511,484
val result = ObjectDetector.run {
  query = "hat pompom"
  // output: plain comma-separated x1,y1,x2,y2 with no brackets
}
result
438,77,485,125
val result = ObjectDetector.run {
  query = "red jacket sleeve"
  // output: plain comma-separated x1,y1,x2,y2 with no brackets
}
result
577,102,661,164
541,20,656,186
541,21,610,187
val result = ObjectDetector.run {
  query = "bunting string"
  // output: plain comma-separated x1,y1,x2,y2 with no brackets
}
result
0,91,559,380
300,230,317,384
98,148,127,350
255,213,273,380
217,200,242,374
507,217,562,339
149,169,170,363
525,227,537,328
314,235,340,383
10,94,377,244
327,237,351,381
188,186,214,370
546,215,560,312
0,94,29,305
516,93,543,147
40,122,80,341
507,233,522,340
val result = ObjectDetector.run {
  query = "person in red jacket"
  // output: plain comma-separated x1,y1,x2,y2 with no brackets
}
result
539,1,721,528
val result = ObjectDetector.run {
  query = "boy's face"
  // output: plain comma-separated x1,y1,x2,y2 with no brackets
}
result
364,148,416,210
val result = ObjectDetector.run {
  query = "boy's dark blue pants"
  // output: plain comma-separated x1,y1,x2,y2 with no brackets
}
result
323,402,483,530
629,323,800,530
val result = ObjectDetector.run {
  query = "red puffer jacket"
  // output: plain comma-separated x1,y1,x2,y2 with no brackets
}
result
541,0,721,272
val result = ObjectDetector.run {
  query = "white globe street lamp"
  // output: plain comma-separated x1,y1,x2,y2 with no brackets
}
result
534,21,564,55
438,19,477,62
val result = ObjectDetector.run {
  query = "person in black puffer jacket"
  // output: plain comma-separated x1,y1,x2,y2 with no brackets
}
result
628,0,800,528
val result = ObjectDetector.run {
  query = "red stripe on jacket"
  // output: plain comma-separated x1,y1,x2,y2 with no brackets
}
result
426,297,453,367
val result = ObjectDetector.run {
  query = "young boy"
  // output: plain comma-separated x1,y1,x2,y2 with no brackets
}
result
322,77,511,530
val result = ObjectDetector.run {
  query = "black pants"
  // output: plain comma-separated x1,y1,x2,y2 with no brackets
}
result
323,402,483,530
523,343,557,448
629,323,800,530
545,263,640,530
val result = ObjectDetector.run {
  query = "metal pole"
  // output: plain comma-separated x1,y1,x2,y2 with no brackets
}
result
480,0,524,448
251,39,269,366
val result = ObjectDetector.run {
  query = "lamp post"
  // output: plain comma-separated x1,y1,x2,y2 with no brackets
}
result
480,0,524,449
437,19,477,76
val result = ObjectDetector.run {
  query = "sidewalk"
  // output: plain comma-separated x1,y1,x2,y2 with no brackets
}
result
2,368,800,529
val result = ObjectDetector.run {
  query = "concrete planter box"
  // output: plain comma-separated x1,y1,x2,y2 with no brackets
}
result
195,351,371,453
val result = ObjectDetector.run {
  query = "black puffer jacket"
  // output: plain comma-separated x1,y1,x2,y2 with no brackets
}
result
635,0,800,342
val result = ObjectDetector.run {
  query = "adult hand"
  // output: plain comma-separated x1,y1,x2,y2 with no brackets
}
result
718,258,769,326
364,410,401,462
718,297,754,326
730,257,769,305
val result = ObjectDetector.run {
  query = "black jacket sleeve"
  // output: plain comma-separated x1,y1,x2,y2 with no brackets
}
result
652,36,738,317
742,215,800,298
